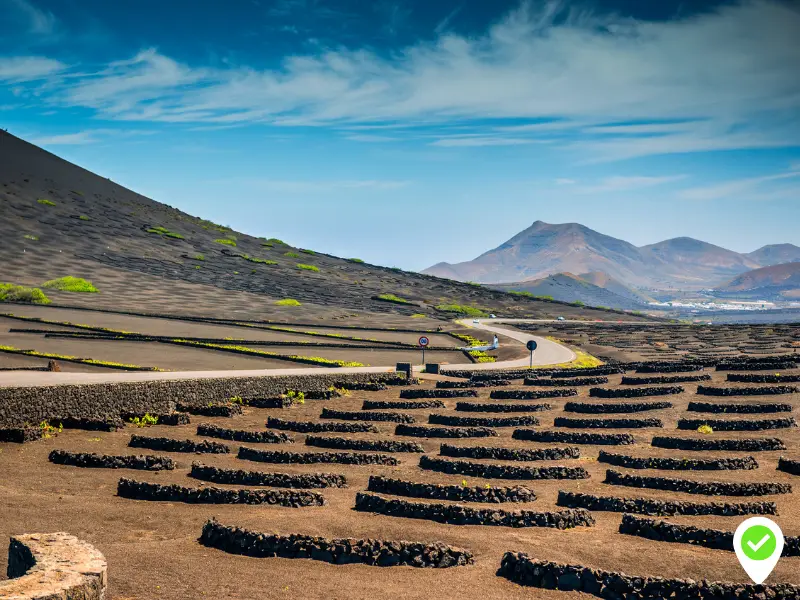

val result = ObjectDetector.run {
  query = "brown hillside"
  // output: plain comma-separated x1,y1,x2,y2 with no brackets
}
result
0,132,638,323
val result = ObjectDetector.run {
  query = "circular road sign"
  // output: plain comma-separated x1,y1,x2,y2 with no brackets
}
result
526,340,538,352
418,336,430,347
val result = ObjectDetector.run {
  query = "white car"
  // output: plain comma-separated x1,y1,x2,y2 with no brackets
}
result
472,319,480,324
556,316,565,321
489,314,496,318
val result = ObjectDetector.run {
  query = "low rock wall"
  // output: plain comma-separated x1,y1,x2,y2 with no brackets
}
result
557,490,776,516
597,451,758,471
419,455,589,480
354,492,595,528
199,518,473,568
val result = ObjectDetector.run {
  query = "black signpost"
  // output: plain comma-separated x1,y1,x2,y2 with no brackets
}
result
526,339,538,368
418,336,429,365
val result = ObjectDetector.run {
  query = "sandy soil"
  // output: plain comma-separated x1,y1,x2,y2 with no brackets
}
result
2,369,800,599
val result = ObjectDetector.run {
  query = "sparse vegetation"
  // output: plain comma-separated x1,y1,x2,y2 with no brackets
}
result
23,234,38,241
37,198,56,206
42,276,98,293
297,263,319,272
451,333,486,347
283,390,305,405
0,283,51,304
275,298,301,306
411,313,426,318
214,238,237,246
265,238,284,245
193,254,205,261
348,258,364,263
468,349,496,363
508,290,554,301
170,339,364,367
300,249,314,255
374,293,412,305
39,420,63,439
240,254,277,265
435,304,487,317
0,345,159,370
147,226,185,239
129,414,159,427
78,215,91,221
697,424,714,434
284,252,300,258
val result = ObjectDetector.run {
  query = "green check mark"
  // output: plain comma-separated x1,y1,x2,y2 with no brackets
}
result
741,525,776,561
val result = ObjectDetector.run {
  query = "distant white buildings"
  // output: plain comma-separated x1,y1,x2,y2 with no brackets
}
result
648,300,777,312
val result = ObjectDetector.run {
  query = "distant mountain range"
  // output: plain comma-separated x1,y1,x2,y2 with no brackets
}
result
492,272,653,311
424,221,800,293
713,262,800,301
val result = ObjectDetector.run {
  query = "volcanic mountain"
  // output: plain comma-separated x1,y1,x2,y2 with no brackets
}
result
424,221,794,291
713,262,800,300
0,131,632,322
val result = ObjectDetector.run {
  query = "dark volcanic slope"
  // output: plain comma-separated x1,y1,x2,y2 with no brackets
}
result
491,273,646,311
0,132,636,322
713,262,800,301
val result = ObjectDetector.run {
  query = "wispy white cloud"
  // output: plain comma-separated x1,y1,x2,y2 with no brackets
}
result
5,0,800,160
0,56,64,82
677,169,800,201
431,136,540,147
5,0,56,35
344,134,399,143
27,128,156,146
555,178,576,185
573,175,687,194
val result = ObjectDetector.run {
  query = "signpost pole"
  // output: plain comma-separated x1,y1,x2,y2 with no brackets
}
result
526,339,538,370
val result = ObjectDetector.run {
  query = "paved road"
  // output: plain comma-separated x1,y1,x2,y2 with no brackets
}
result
0,318,575,388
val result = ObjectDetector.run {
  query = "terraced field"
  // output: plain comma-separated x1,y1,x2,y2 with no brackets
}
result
2,351,800,599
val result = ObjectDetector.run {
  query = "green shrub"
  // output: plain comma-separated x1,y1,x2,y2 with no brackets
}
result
42,276,98,293
129,413,158,427
78,215,91,221
266,238,284,245
374,293,412,304
240,254,277,265
40,420,63,439
0,283,51,304
300,249,314,255
37,198,56,206
297,263,319,272
507,290,554,301
261,242,274,247
275,298,301,306
23,234,38,241
193,254,205,261
435,304,487,317
283,390,305,405
147,226,185,239
410,313,426,318
284,251,300,258
195,265,201,270
348,258,364,263
214,238,237,246
572,300,585,307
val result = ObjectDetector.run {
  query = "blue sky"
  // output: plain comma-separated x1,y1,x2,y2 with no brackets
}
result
1,0,799,271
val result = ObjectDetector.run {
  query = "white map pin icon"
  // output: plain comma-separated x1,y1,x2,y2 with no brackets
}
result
734,517,784,584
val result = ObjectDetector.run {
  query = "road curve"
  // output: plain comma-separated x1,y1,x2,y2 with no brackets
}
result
0,319,575,388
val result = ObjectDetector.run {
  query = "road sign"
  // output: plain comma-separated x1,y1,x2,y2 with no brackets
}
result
527,339,537,368
418,336,429,366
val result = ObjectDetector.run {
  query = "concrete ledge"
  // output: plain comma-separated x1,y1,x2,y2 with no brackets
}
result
2,532,107,599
